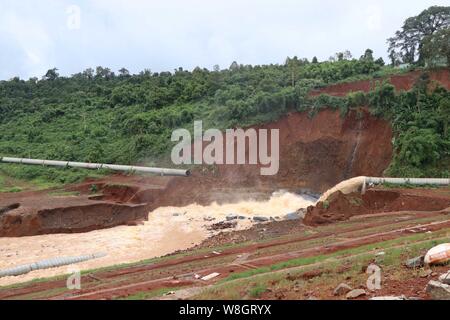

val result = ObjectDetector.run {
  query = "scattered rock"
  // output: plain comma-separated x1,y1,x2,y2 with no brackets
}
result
426,280,450,300
226,214,238,221
203,216,215,222
284,213,301,221
238,216,246,220
333,283,353,296
346,289,366,300
405,256,425,269
172,213,181,217
207,221,237,231
439,271,450,285
253,216,269,223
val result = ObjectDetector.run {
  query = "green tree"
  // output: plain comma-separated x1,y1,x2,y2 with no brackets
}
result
118,68,130,77
43,68,59,81
438,97,450,138
421,28,450,67
361,49,374,61
387,6,450,64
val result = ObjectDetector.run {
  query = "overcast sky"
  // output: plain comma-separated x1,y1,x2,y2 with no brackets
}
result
0,0,448,80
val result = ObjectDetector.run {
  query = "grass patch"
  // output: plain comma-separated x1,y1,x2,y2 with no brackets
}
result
195,233,450,300
0,186,23,193
221,229,450,283
248,283,267,298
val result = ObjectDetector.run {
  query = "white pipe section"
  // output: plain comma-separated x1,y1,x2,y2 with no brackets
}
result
319,176,449,203
0,157,190,177
0,253,107,278
365,177,450,185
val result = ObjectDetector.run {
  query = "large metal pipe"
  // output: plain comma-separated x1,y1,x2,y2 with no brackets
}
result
365,177,450,185
319,176,449,202
0,157,190,177
0,253,107,278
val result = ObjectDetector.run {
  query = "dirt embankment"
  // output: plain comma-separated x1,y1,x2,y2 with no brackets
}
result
310,68,450,97
304,187,450,226
5,69,450,237
0,107,392,237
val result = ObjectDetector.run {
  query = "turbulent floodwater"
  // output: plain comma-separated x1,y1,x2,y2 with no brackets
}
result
0,191,315,286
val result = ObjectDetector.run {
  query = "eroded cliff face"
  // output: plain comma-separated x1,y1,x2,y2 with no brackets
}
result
310,68,450,97
0,107,393,237
4,68,449,236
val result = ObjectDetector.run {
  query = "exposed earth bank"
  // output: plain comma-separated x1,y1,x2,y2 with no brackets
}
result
1,69,449,236
304,187,450,226
0,107,392,237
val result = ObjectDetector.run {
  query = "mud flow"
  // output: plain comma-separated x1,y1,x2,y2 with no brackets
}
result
0,69,449,287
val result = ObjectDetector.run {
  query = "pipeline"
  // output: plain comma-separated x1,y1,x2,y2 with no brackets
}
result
0,252,107,278
319,176,450,202
365,177,450,186
0,157,190,177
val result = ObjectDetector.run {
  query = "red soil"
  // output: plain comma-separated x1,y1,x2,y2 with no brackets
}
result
310,68,450,97
304,187,450,226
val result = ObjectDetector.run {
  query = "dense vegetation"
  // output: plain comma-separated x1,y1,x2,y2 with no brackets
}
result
388,6,450,66
333,74,449,178
0,54,398,185
0,5,449,188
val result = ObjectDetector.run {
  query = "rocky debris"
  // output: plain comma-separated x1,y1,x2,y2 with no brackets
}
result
369,295,408,300
284,213,301,221
203,216,216,222
346,289,366,300
426,280,450,300
405,256,425,269
253,216,269,223
207,221,237,231
226,214,238,221
439,271,450,285
333,283,353,296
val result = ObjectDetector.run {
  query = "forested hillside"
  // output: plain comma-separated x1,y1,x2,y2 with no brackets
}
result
0,45,449,191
